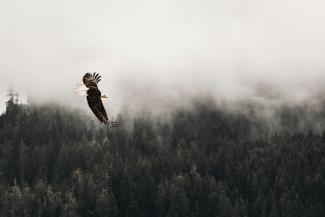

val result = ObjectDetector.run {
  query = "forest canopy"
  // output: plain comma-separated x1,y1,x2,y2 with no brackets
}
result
0,89,324,217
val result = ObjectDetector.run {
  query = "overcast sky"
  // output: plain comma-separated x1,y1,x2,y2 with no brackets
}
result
1,0,325,114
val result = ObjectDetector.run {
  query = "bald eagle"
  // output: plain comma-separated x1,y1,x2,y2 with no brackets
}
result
82,72,117,127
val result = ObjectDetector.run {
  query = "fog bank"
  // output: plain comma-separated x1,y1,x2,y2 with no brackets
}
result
1,0,325,114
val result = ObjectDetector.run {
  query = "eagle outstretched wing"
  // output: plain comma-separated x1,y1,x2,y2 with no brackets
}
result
83,72,101,88
82,72,114,126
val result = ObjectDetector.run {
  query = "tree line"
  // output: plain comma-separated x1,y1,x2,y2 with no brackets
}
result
0,89,324,217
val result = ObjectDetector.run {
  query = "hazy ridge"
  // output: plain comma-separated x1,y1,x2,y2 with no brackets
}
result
0,92,324,217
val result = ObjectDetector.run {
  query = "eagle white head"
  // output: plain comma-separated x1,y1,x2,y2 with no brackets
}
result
74,82,88,96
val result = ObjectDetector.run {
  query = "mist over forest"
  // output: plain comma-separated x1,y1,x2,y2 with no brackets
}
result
0,87,324,217
2,0,325,216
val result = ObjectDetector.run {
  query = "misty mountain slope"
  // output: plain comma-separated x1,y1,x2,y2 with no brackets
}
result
0,97,325,217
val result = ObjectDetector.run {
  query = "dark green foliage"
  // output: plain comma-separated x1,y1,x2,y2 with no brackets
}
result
0,90,325,217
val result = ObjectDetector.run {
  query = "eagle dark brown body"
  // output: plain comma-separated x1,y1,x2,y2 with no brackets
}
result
82,72,117,127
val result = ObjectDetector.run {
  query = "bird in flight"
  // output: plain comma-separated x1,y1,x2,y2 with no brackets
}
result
82,72,117,127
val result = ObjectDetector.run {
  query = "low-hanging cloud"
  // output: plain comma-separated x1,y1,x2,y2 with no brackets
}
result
1,0,325,114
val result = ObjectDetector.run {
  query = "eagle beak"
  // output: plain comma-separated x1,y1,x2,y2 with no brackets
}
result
101,95,108,99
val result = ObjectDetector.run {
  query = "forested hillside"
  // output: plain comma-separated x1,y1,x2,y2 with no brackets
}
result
0,90,325,217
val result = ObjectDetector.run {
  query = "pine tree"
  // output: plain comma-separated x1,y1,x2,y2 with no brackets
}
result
63,192,78,217
96,190,119,217
156,181,170,217
166,176,189,217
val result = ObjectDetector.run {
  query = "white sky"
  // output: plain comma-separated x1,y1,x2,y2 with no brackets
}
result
1,0,325,114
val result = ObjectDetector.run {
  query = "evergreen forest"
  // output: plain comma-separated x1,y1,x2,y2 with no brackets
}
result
0,89,325,217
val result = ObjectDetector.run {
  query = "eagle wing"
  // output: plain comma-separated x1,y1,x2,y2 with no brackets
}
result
83,72,101,88
82,73,109,125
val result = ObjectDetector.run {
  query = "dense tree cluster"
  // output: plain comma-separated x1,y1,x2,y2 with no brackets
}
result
0,90,324,217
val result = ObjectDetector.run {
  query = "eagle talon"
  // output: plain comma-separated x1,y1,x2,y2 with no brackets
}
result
108,121,118,127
